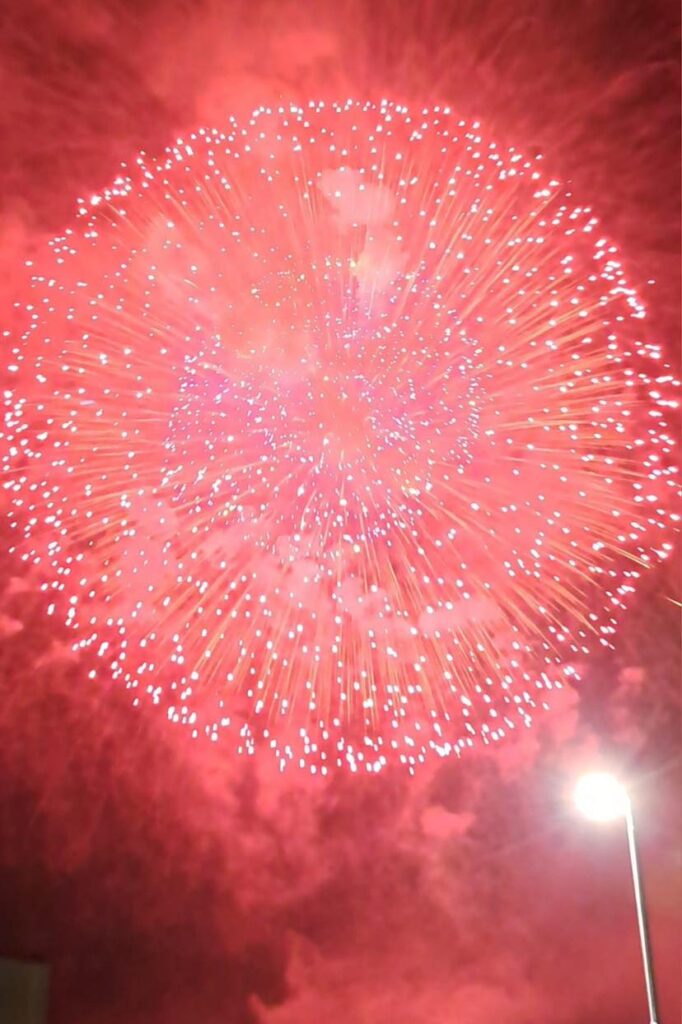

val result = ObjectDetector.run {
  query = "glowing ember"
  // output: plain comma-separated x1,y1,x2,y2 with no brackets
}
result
2,100,678,772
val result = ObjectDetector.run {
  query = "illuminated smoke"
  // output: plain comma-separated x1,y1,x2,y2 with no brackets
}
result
3,100,678,772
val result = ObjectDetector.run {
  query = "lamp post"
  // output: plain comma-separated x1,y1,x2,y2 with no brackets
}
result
574,772,660,1024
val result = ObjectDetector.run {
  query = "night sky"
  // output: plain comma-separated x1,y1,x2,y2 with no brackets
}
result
0,2,680,1022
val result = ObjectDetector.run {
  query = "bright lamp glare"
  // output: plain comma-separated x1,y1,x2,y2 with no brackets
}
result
574,772,630,822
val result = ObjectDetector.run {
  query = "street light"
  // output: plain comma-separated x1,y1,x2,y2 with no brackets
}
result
574,772,660,1024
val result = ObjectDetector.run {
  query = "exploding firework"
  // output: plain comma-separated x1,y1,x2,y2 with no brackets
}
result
2,100,678,772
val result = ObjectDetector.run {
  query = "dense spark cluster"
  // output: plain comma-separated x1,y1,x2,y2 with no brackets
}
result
2,100,678,772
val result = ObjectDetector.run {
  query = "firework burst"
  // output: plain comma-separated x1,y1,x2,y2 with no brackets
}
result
2,100,678,772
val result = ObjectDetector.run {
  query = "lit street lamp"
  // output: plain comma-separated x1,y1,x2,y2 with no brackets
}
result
574,772,660,1024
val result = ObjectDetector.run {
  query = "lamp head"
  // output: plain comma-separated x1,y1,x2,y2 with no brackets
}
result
574,771,630,822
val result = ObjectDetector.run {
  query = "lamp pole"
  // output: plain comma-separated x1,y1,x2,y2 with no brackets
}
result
574,772,660,1024
624,797,660,1024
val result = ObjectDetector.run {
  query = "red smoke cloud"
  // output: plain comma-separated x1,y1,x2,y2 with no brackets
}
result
0,1,679,1022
